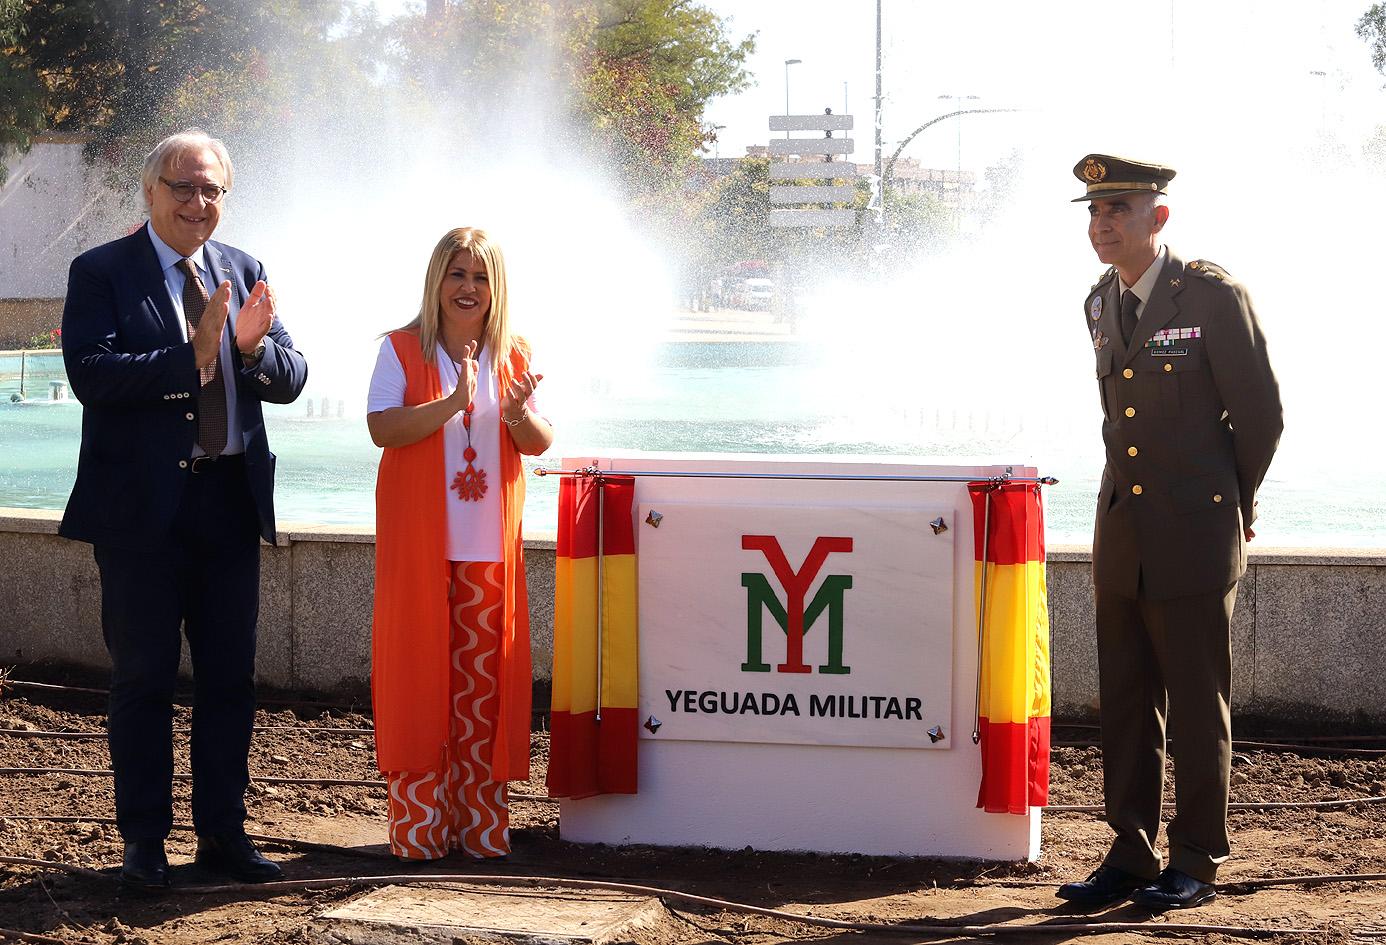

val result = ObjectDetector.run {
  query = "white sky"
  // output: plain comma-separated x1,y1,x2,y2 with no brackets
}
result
701,0,1386,173
368,0,1386,173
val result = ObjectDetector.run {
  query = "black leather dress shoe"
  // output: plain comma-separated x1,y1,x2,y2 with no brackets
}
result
1130,868,1216,909
121,838,171,890
195,832,284,883
1055,864,1146,905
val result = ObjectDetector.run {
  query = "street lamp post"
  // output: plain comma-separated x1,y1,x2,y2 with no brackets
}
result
937,93,979,222
710,123,726,161
784,58,802,139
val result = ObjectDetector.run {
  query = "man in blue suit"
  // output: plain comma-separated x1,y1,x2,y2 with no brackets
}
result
60,128,308,889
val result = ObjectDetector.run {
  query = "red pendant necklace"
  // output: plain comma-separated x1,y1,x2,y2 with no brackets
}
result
447,353,487,502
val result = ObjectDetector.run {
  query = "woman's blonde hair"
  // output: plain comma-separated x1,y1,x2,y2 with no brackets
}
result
402,228,519,382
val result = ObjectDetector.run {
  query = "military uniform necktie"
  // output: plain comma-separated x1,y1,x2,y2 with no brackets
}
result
177,258,228,458
1120,289,1140,347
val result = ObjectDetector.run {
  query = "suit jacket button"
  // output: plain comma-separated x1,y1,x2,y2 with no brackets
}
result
1213,494,1223,503
1124,407,1136,418
1127,446,1138,457
178,460,189,469
1132,484,1143,495
1122,368,1134,379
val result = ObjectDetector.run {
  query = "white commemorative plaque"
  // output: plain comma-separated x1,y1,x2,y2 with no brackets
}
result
637,501,954,749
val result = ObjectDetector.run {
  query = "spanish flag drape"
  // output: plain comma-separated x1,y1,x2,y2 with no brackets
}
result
969,482,1051,815
547,474,640,799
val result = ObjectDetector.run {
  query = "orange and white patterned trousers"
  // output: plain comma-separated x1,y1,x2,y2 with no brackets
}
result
386,561,510,860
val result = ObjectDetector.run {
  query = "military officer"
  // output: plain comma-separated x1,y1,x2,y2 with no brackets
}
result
1056,155,1283,910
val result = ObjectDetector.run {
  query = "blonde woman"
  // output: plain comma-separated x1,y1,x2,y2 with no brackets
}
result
367,228,552,860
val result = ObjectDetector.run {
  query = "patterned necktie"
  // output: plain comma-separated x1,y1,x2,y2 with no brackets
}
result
1120,289,1140,346
177,258,228,458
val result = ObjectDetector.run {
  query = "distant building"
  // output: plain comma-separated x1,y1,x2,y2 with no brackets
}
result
880,157,975,210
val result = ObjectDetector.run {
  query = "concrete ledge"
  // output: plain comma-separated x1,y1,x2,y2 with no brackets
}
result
3,508,1384,726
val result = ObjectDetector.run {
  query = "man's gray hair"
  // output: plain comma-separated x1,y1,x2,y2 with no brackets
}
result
140,129,234,206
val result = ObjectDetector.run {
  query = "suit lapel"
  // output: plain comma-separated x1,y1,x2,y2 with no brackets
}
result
202,242,240,340
1100,278,1124,361
132,227,183,343
1123,249,1186,366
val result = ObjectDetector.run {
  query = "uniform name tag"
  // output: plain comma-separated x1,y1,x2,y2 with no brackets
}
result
1151,348,1188,357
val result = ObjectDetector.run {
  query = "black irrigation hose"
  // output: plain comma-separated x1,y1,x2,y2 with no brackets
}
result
5,765,1384,812
0,727,375,739
0,677,550,720
1053,738,1386,758
0,856,1346,940
0,926,68,945
12,676,1386,745
13,725,1386,757
10,814,1386,897
0,767,552,800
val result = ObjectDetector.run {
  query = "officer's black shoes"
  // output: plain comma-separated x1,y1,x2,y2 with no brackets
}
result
1130,867,1217,909
120,838,171,890
1055,864,1146,905
195,832,284,883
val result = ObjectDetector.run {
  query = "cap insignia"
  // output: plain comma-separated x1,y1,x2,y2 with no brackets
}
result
1082,158,1108,183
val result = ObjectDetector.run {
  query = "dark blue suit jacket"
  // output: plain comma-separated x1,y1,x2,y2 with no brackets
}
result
59,226,308,551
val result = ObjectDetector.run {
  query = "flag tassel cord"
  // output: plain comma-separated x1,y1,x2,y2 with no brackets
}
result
537,466,1058,486
972,483,994,746
595,476,606,725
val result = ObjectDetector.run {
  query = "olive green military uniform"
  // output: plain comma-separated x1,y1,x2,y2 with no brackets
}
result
1077,158,1283,885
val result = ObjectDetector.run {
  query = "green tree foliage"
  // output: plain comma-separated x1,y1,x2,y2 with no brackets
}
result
389,0,753,208
0,0,46,178
0,0,753,241
0,1,390,183
584,0,752,178
1359,3,1386,72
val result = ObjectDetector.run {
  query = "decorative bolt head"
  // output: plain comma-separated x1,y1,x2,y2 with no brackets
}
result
927,725,946,743
643,715,663,734
929,516,948,535
645,510,664,528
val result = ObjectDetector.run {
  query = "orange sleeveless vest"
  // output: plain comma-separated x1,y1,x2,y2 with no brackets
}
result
371,329,532,779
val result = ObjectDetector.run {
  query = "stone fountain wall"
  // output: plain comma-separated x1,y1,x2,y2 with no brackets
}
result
2,507,1383,727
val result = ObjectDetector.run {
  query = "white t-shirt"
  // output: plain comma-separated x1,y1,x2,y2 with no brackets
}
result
367,338,539,563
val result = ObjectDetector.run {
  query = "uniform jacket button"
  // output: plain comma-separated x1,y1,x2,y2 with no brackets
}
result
1127,446,1138,457
1132,484,1143,495
1124,407,1136,418
1213,494,1223,503
1164,363,1173,372
185,412,195,421
1122,368,1134,379
178,459,188,469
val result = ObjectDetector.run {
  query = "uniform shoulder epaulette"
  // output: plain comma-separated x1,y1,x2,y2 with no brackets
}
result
1090,266,1116,291
1187,259,1233,284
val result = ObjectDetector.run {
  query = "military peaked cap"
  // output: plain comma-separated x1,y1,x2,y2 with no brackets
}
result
1072,154,1176,202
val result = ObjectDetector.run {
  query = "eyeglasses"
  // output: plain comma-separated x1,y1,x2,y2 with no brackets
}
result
158,176,228,204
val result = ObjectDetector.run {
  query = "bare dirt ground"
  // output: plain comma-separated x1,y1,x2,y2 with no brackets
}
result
3,674,1385,944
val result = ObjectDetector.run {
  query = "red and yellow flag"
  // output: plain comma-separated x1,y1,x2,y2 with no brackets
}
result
547,474,639,798
969,482,1051,814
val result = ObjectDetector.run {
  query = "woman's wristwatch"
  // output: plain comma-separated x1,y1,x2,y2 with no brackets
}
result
502,404,529,427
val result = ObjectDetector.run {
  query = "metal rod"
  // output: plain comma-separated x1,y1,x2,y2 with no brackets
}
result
594,474,606,725
972,486,993,745
537,468,1056,486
